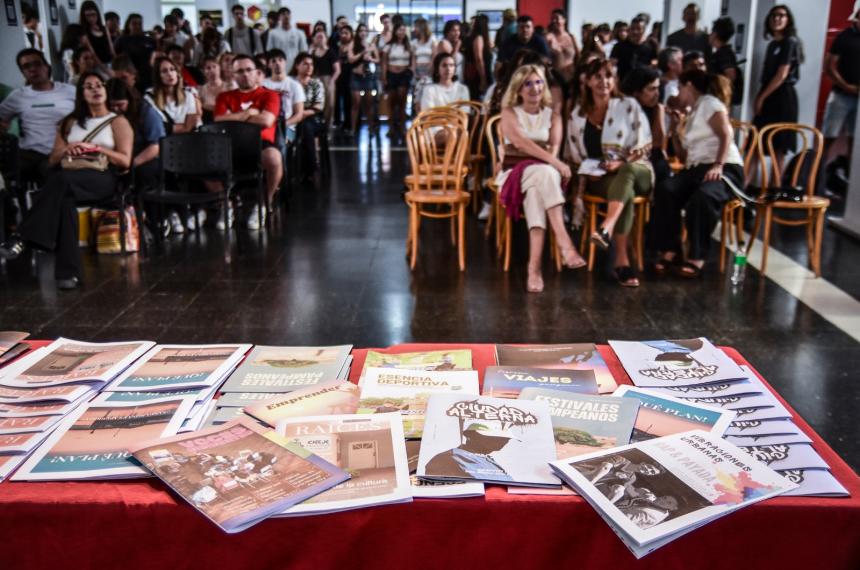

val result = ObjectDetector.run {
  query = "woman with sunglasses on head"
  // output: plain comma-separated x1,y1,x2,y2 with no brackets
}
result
566,59,653,288
497,65,586,293
0,72,132,290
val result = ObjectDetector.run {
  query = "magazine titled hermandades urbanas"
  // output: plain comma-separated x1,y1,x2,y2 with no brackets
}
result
549,430,797,558
130,418,350,533
494,343,617,393
220,345,353,393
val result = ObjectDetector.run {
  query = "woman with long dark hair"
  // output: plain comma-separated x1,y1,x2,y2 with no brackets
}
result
335,25,354,132
412,18,436,113
438,20,464,80
621,66,671,185
79,0,114,65
310,29,341,130
0,71,133,289
349,24,379,135
291,53,326,178
463,14,492,100
753,4,802,171
382,23,414,141
106,78,165,191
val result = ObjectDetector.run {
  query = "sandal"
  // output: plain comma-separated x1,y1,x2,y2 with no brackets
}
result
613,266,640,288
526,272,544,293
561,249,587,270
589,228,611,250
674,261,703,279
653,255,676,276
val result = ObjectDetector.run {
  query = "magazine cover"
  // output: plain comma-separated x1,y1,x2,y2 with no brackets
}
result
0,399,84,418
0,414,63,435
0,339,154,388
0,384,94,404
0,431,52,454
405,440,484,498
108,344,251,392
0,454,28,482
613,386,735,443
0,342,31,367
0,332,29,360
738,443,830,471
731,406,792,421
680,393,789,412
550,431,797,558
219,345,353,394
216,392,281,408
131,418,350,533
205,406,247,426
778,469,850,497
357,368,480,438
245,382,360,427
13,392,196,480
609,338,746,388
417,393,558,487
495,344,617,393
358,349,474,384
726,432,812,446
277,412,412,515
725,419,801,437
482,366,599,399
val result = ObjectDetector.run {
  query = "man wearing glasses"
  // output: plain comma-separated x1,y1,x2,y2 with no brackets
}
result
0,49,75,185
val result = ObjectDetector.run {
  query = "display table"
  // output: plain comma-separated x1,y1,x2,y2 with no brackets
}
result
1,342,858,569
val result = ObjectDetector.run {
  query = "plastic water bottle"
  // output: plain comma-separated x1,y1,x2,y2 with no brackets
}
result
730,249,747,286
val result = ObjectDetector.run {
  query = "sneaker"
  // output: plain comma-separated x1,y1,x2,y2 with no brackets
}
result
477,201,492,221
168,211,185,235
246,207,266,231
186,209,207,231
215,206,234,231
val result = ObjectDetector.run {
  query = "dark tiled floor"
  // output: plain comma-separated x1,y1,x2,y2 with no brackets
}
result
1,129,858,473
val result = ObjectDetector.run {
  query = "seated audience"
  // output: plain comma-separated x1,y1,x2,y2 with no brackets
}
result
658,47,683,103
652,69,743,278
114,13,156,90
421,52,470,110
70,45,110,85
496,64,585,293
111,55,139,90
263,48,306,141
567,59,653,288
667,3,712,57
215,54,282,230
107,78,164,191
191,27,231,68
0,49,76,185
0,72,133,290
683,50,707,72
166,44,204,88
498,16,550,68
291,53,325,178
199,56,233,123
220,52,237,87
59,24,86,84
622,66,671,185
80,1,115,65
611,16,657,82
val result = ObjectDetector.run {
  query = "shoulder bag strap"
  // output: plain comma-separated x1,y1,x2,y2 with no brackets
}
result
81,115,118,144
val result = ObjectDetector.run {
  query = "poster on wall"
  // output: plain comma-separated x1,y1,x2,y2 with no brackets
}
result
6,0,18,26
49,0,59,25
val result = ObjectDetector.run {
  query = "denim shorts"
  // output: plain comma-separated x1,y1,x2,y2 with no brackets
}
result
821,90,857,138
350,73,376,93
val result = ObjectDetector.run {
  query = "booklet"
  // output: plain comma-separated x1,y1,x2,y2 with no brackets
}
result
13,392,196,481
0,399,86,418
0,342,31,367
220,345,353,394
725,419,802,437
577,158,607,177
0,332,30,365
277,412,412,515
681,393,791,415
131,418,350,533
0,430,53,454
357,368,480,438
358,349,474,384
726,432,813,446
108,344,251,392
0,454,29,482
216,392,282,408
0,384,95,404
731,406,792,421
738,443,830,471
482,366,599,399
613,386,734,443
404,440,485,498
778,469,850,497
205,406,247,427
0,339,154,388
417,393,558,487
495,344,617,393
246,382,360,428
640,379,758,398
550,431,797,558
609,338,746,388
0,414,63,435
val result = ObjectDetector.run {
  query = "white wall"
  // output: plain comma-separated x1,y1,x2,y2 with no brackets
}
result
283,0,331,28
663,0,721,38
1,0,26,88
567,0,664,44
103,0,160,32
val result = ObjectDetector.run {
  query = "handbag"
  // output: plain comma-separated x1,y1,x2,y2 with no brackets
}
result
91,206,140,254
61,116,117,172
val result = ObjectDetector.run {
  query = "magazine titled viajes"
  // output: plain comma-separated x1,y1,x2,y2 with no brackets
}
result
358,368,480,438
417,393,559,488
0,384,96,404
13,392,197,481
778,469,850,497
609,338,746,388
738,443,830,471
613,386,735,443
0,414,63,435
107,344,251,392
219,345,353,394
245,382,360,427
0,339,155,388
494,344,617,394
0,431,53,454
131,418,350,533
550,430,797,558
482,366,599,399
510,387,640,496
276,412,412,515
404,440,484,498
358,349,474,384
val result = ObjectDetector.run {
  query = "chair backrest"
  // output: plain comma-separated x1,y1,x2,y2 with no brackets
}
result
730,119,765,184
758,123,823,197
415,107,468,130
199,121,262,172
0,133,20,188
449,100,486,156
160,132,232,181
484,114,502,177
406,116,468,193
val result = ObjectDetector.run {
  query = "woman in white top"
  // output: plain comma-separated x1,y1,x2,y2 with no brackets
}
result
438,20,464,82
412,17,436,113
382,24,414,141
497,65,586,293
0,71,132,289
420,53,469,145
652,69,744,278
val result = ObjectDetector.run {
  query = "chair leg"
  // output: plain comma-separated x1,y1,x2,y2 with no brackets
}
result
495,202,504,253
409,205,419,270
484,194,494,239
719,208,729,273
813,208,825,278
760,206,773,276
746,206,762,257
635,204,645,273
450,213,456,246
503,217,512,272
587,203,597,272
458,203,466,271
805,211,815,266
119,198,127,256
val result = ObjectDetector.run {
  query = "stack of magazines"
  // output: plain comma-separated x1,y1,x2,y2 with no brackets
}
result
0,332,30,367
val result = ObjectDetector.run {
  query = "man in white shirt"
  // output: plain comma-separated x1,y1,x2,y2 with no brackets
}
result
0,49,75,184
265,7,308,72
658,47,683,104
225,4,263,55
262,48,306,138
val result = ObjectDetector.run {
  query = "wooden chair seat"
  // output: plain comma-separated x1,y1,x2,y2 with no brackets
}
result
769,195,830,209
580,193,650,271
404,190,471,204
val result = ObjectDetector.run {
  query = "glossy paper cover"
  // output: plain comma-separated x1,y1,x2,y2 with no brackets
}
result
494,344,617,393
246,381,360,427
482,366,599,399
358,349,473,384
220,345,353,394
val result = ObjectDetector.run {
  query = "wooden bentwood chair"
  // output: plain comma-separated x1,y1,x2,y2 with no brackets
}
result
580,187,649,273
449,100,487,213
747,123,829,277
404,113,471,271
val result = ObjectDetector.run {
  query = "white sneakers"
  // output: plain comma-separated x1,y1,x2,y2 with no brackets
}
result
185,210,207,231
167,212,184,235
477,201,492,221
246,207,266,231
215,206,234,231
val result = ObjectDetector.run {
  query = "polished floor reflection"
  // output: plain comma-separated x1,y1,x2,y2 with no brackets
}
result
1,129,858,473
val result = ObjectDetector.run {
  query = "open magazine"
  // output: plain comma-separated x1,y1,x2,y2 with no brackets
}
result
609,338,746,387
131,418,349,533
220,345,353,393
550,430,797,558
495,344,617,393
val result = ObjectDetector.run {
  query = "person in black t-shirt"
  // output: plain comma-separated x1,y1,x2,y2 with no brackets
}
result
666,3,712,58
610,17,657,82
753,4,802,167
498,16,550,66
708,17,742,106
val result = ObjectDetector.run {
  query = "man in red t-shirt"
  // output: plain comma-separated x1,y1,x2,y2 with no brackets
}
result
215,54,282,227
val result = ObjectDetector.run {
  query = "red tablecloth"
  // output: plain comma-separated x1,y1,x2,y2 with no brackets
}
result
1,342,858,569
